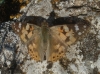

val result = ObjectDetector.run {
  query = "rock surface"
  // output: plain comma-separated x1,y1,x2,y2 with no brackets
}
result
0,0,100,74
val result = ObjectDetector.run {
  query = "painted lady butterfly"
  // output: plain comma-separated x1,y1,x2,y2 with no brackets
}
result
12,11,90,62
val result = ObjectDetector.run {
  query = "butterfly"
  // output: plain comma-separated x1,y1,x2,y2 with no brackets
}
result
11,11,91,62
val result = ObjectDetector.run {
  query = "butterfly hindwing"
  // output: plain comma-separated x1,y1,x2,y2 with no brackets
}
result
47,32,67,62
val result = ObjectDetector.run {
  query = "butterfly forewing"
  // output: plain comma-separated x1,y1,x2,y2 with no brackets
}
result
12,22,44,61
48,21,90,62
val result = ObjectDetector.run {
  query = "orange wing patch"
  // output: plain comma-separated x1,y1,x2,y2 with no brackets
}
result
28,42,41,61
48,43,66,62
12,22,34,43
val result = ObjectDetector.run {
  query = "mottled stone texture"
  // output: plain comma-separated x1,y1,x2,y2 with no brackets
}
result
0,0,100,74
0,0,29,23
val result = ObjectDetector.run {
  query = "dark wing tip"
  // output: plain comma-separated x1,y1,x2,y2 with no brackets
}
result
51,16,91,27
20,16,46,27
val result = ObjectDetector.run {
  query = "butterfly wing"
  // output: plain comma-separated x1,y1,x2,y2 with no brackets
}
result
46,30,67,62
11,16,90,62
12,22,44,61
47,17,90,62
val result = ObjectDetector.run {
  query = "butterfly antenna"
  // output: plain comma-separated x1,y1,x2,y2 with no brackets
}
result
49,11,56,18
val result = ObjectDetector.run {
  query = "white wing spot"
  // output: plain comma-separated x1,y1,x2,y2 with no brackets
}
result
74,24,79,31
84,25,86,28
17,29,19,32
19,23,22,28
78,32,82,35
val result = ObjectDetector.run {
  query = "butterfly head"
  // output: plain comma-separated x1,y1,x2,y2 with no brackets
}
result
41,20,49,27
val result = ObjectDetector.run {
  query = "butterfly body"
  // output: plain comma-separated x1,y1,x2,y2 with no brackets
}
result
12,12,91,62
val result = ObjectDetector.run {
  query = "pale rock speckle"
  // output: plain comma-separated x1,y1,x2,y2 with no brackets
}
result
94,55,100,72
